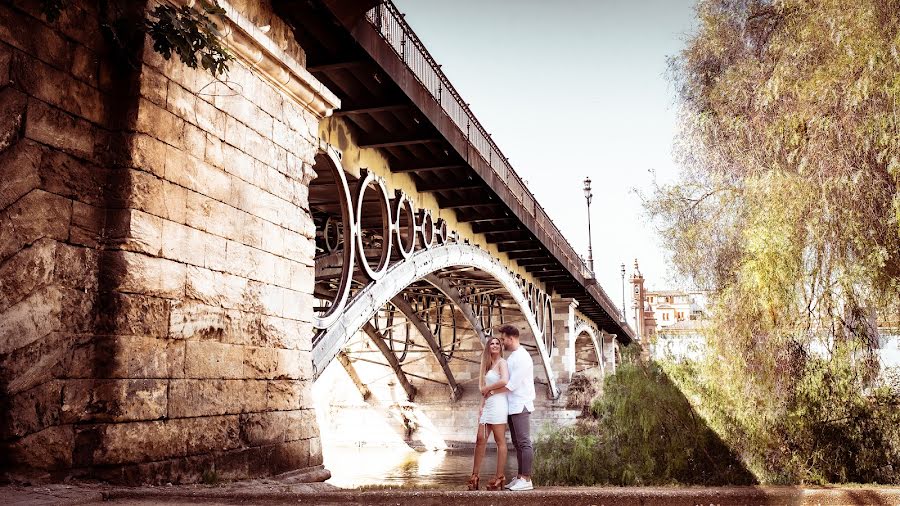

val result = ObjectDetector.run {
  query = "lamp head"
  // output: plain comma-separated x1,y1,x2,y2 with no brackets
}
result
583,177,592,201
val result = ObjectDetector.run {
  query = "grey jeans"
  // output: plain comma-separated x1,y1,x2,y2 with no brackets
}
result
507,407,533,476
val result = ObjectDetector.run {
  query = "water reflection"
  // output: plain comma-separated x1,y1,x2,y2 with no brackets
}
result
324,445,517,489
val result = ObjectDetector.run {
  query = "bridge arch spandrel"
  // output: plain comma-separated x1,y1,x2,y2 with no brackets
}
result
309,133,565,399
312,243,560,399
422,273,488,345
317,116,548,290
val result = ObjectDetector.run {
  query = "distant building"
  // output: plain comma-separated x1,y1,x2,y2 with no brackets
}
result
629,260,656,345
645,290,708,332
630,260,709,360
629,259,900,365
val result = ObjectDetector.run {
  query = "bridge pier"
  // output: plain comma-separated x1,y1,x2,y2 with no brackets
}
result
549,298,579,385
1,0,338,484
601,331,619,375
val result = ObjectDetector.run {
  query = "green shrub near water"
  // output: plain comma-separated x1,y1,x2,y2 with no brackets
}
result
536,350,900,486
664,349,900,485
534,358,755,486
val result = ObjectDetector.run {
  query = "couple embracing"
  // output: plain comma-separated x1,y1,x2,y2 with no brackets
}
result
467,324,535,491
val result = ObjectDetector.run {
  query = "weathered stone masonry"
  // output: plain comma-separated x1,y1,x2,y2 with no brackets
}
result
1,0,337,483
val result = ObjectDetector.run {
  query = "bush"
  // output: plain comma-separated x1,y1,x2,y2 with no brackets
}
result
565,369,603,414
666,351,900,485
534,360,755,486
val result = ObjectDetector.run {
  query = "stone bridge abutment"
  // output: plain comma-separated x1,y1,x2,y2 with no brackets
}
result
1,0,338,484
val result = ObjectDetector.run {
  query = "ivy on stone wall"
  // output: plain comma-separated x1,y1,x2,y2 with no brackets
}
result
38,0,234,78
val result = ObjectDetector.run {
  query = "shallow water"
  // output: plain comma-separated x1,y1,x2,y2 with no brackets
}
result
324,445,518,489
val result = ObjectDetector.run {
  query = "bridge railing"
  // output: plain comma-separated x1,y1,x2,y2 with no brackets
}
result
366,1,593,279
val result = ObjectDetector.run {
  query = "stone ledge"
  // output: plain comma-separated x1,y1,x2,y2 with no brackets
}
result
53,442,325,485
0,485,104,506
0,482,885,506
6,483,900,505
103,486,900,506
273,464,331,484
168,0,340,119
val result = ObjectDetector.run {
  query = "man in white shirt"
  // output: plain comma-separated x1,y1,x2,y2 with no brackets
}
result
494,324,535,491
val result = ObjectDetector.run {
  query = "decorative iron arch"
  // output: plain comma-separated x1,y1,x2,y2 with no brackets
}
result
422,273,488,346
311,243,560,399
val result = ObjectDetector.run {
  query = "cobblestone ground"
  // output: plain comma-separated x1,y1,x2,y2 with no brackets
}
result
4,482,900,506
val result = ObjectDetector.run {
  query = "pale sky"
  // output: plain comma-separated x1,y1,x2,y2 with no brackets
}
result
392,0,699,321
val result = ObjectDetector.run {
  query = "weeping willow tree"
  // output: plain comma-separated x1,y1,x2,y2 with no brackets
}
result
649,0,900,483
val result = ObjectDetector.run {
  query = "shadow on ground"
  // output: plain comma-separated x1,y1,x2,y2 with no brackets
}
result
536,360,756,486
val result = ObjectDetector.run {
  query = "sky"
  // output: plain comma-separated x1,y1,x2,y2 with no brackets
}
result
391,0,699,319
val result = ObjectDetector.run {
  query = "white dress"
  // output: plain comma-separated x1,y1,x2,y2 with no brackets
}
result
479,369,508,425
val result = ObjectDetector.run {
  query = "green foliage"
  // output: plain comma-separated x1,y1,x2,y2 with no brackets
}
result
201,467,220,485
146,2,232,78
37,0,233,78
665,353,900,484
646,0,900,484
564,368,603,414
534,361,755,486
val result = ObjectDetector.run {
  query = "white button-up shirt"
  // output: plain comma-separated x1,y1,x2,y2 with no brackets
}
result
506,346,535,414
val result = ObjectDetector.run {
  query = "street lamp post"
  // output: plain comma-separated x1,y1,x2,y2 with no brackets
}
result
621,263,626,322
583,177,594,272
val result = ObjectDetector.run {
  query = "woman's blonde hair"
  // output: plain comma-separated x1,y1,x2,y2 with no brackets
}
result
479,336,503,390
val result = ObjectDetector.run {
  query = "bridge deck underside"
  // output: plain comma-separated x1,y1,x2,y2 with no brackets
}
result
276,0,633,341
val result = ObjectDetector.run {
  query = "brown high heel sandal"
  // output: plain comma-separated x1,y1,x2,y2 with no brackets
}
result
486,474,505,491
466,473,480,490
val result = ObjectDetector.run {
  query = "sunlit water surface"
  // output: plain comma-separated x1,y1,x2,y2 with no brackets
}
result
324,445,517,489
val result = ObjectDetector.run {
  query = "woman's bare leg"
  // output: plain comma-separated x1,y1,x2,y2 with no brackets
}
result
472,424,487,475
490,424,508,478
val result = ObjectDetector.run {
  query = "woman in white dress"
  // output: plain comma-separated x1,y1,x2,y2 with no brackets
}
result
466,336,509,490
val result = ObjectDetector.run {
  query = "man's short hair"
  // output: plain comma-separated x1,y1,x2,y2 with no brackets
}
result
497,324,519,338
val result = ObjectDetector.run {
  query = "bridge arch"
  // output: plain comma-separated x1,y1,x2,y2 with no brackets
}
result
422,273,489,346
572,320,604,375
310,144,562,399
312,242,561,399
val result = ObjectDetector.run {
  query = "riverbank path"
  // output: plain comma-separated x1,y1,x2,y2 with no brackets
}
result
5,482,900,506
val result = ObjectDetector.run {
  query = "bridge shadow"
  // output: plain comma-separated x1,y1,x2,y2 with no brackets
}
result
536,359,757,487
842,488,896,506
637,486,900,506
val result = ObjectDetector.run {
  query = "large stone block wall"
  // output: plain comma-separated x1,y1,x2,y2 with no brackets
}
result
0,0,127,480
1,0,329,484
